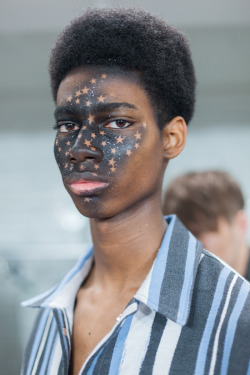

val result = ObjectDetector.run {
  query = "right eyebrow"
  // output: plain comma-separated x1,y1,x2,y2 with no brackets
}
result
54,106,76,118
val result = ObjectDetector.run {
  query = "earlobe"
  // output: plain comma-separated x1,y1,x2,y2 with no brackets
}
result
162,116,187,160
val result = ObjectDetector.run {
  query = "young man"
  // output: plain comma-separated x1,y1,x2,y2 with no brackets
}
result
163,170,250,280
21,8,250,375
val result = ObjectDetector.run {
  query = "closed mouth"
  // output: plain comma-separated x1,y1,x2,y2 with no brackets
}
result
64,172,108,196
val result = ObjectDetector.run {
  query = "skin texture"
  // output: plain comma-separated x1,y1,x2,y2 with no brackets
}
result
55,66,187,374
198,211,249,276
55,67,167,220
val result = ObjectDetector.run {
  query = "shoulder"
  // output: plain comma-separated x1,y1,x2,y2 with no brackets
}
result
193,248,250,330
200,248,249,290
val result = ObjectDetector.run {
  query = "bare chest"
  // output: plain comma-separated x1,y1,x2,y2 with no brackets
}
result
69,296,129,375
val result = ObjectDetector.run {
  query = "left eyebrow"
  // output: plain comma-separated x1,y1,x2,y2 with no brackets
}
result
91,102,138,114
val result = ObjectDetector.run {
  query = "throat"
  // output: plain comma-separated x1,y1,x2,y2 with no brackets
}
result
90,204,167,250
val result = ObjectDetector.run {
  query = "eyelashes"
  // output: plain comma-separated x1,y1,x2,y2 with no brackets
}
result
53,118,134,133
53,123,60,131
53,122,80,133
104,119,133,129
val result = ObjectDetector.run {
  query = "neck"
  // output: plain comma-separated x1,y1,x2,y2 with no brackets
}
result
233,242,249,277
88,198,167,292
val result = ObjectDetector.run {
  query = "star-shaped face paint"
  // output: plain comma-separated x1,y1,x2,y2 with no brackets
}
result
54,66,164,219
97,95,105,103
82,86,90,94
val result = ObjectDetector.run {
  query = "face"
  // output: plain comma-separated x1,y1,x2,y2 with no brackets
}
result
54,66,167,219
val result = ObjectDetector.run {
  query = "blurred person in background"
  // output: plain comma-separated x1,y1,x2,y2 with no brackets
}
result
163,170,250,280
21,9,250,375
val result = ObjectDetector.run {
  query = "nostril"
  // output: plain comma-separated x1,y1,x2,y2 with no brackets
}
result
69,156,77,164
68,146,103,163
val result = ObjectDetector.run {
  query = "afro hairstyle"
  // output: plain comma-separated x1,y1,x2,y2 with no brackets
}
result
49,8,196,128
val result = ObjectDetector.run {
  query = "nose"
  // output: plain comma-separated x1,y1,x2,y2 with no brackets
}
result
69,142,103,164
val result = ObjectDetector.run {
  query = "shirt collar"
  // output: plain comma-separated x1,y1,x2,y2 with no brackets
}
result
22,215,202,326
134,215,203,326
22,246,94,309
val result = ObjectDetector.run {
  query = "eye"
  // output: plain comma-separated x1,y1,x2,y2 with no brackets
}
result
104,119,132,129
57,122,80,133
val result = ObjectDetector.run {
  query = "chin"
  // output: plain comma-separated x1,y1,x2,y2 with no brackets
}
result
72,196,115,220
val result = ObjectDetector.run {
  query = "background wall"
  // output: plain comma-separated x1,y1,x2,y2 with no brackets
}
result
1,0,250,373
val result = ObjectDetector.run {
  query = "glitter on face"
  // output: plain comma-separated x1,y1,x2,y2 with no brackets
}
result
54,71,147,185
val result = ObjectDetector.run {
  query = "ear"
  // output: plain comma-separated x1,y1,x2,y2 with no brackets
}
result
161,116,187,160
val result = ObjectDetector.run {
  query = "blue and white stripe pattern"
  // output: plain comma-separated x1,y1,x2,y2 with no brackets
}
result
21,215,250,375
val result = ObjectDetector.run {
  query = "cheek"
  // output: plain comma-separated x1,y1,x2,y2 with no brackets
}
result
54,133,75,173
53,125,147,176
96,126,146,175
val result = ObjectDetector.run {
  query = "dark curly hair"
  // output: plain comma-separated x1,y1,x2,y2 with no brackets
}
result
49,8,196,128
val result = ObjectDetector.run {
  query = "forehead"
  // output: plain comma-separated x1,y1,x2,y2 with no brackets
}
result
56,66,152,109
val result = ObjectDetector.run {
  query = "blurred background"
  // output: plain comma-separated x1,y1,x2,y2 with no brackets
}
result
1,0,250,373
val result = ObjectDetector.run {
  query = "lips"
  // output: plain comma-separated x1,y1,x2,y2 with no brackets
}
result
64,172,108,196
69,180,108,195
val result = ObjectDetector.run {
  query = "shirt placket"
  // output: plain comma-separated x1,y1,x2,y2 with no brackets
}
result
79,300,139,374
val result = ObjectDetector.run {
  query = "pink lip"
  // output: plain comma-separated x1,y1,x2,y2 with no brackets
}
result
68,180,108,195
64,172,109,196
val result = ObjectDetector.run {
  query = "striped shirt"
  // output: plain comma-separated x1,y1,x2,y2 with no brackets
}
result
21,215,250,375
